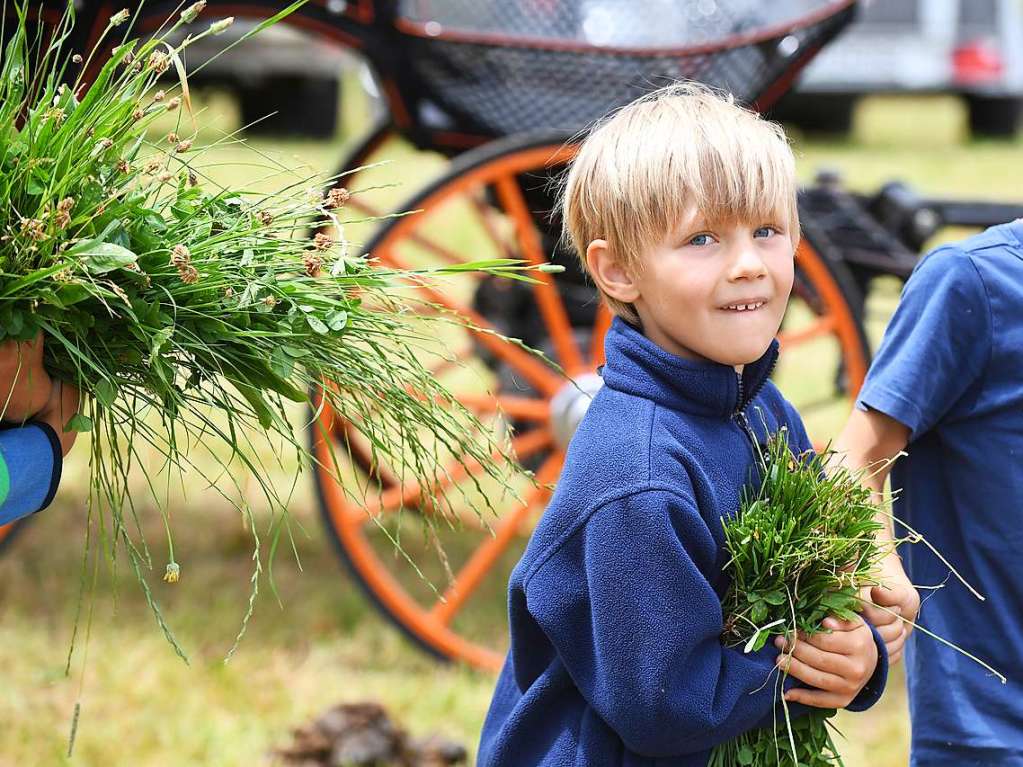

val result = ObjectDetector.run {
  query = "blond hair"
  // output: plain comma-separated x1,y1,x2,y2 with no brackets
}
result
560,82,800,324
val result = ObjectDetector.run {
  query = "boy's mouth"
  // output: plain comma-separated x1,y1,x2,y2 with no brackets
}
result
720,299,768,312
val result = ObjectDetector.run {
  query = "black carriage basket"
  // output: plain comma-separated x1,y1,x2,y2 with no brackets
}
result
385,0,859,142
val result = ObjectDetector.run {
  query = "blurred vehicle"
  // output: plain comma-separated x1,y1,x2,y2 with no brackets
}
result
772,0,1023,135
172,19,352,138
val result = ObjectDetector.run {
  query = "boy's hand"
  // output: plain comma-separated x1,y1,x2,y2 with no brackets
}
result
860,553,919,665
774,616,878,709
0,332,53,422
36,379,81,456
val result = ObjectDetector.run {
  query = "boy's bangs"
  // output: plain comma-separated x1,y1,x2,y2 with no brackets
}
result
686,135,796,234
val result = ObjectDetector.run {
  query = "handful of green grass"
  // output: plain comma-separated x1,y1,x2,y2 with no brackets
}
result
709,430,885,767
1,1,548,659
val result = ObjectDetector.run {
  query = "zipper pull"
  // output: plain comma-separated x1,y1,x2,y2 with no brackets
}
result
733,371,745,417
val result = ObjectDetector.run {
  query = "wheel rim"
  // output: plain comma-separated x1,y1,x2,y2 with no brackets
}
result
313,138,870,671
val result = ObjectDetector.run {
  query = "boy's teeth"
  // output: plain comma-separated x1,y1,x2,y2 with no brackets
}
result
725,302,763,311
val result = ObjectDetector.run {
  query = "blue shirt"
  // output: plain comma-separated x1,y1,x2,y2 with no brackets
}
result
858,221,1023,766
479,318,887,767
0,422,62,526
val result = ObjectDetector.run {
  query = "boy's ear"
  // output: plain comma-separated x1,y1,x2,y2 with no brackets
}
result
585,239,640,303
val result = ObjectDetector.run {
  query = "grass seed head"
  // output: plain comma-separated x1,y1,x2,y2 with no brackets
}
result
175,139,193,153
72,53,83,64
326,187,351,209
313,232,332,251
210,17,234,35
180,1,207,23
19,218,46,241
257,210,274,226
147,51,170,75
303,252,323,278
109,9,130,26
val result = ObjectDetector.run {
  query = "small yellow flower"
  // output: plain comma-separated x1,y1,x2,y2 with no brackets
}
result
163,562,180,583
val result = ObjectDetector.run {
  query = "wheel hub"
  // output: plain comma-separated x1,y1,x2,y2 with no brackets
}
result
549,372,604,449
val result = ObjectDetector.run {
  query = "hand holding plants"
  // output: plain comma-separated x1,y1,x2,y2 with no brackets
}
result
775,615,878,709
860,553,919,665
36,377,81,456
0,332,52,422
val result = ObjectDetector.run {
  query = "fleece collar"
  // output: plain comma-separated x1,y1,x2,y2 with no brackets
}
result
600,317,779,419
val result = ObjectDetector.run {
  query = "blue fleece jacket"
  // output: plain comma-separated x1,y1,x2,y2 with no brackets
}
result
478,318,888,767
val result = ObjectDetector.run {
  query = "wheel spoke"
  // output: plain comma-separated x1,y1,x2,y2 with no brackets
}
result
778,315,836,349
458,393,550,422
375,242,565,397
429,451,563,626
493,176,586,376
471,194,518,261
362,428,553,518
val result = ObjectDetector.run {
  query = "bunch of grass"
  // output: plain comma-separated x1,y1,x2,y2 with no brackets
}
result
1,1,551,659
708,429,886,767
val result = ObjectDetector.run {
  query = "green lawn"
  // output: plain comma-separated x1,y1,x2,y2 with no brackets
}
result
0,90,1017,766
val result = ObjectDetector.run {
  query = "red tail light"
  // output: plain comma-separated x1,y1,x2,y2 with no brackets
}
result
953,39,1004,85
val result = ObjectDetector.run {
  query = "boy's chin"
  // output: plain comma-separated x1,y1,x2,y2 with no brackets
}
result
707,338,776,367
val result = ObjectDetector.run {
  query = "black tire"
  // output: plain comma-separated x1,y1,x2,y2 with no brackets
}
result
966,94,1022,138
769,92,857,135
239,75,340,138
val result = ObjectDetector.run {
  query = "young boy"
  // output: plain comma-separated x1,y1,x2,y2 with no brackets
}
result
835,219,1023,765
0,333,79,526
478,83,888,767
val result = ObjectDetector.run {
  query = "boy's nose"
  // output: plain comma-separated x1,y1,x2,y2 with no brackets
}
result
728,246,768,281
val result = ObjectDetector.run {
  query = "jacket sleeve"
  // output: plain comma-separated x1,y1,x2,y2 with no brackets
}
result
523,487,792,758
0,422,62,526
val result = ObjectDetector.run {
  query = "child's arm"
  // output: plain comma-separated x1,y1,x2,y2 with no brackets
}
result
524,488,801,758
774,615,887,711
0,378,80,526
834,407,917,665
0,333,53,423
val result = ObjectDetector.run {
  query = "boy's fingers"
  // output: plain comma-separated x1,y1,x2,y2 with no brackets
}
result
776,653,847,693
874,620,904,647
775,638,855,677
861,600,901,626
784,687,848,709
821,616,863,632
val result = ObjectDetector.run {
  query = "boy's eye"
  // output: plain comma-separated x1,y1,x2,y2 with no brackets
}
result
688,233,716,246
754,226,778,239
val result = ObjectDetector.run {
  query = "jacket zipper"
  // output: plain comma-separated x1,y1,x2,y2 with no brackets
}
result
732,351,779,448
732,372,760,448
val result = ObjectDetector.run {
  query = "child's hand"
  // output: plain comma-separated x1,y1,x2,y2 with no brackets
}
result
773,616,878,709
860,553,919,665
36,379,81,456
0,332,53,422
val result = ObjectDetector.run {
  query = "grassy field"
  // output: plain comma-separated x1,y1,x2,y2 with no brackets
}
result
0,89,1016,766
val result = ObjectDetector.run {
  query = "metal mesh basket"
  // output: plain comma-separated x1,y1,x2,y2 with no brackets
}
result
393,0,857,136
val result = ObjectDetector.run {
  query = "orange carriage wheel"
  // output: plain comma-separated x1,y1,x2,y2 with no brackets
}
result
310,133,871,671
